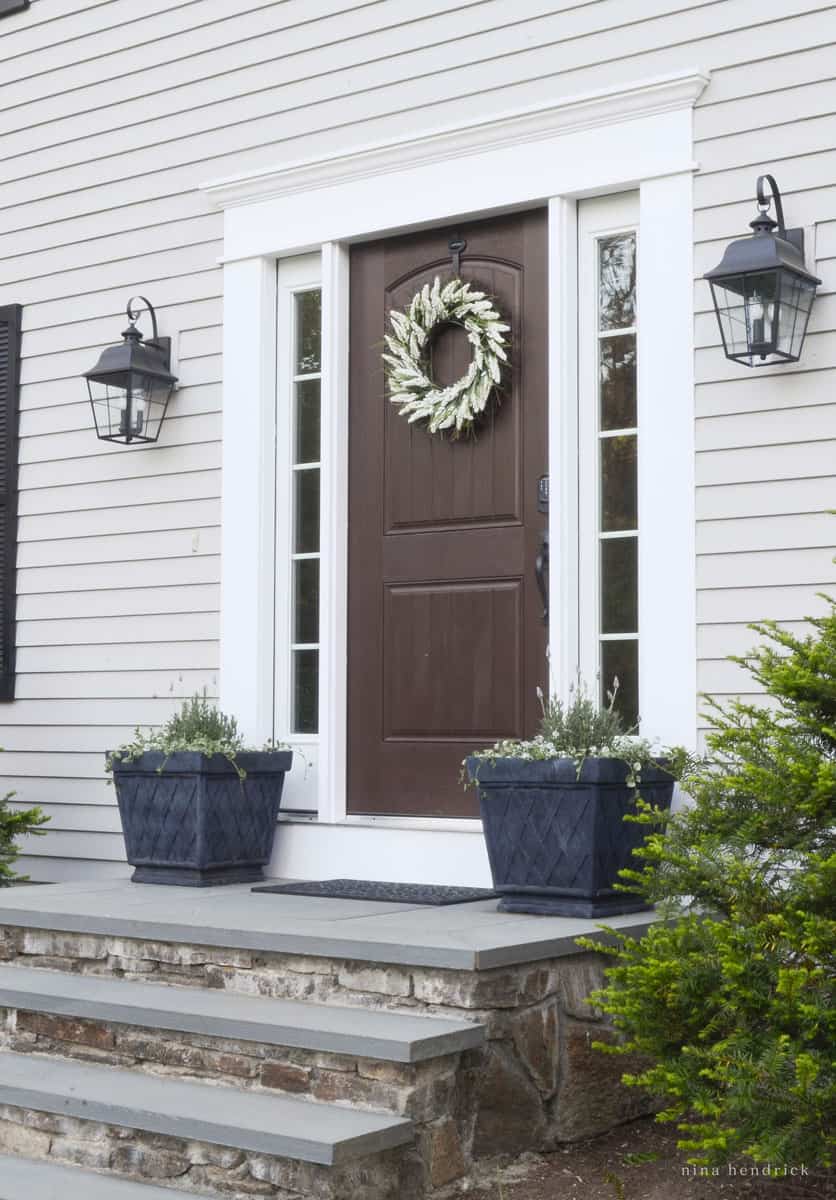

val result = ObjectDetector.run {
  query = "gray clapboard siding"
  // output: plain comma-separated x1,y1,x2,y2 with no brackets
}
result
17,470,221,518
0,699,185,725
19,443,221,493
17,558,220,597
701,585,830,625
696,478,836,521
15,670,218,701
16,831,126,861
9,778,116,807
698,658,770,696
1,1,835,878
18,617,218,651
10,803,124,833
697,622,812,659
14,856,130,881
694,370,836,416
19,417,221,470
0,752,124,778
695,440,836,487
0,217,221,288
19,498,220,540
697,513,836,556
17,642,218,673
9,242,219,306
1,726,166,754
0,195,213,261
696,403,836,450
698,548,836,591
17,590,219,624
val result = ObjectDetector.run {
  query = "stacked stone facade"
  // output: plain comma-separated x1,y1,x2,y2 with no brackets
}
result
0,925,649,1195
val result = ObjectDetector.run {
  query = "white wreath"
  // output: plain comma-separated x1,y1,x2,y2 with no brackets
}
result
383,276,509,438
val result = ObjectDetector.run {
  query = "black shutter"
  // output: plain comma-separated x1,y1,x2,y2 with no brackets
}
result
0,306,21,701
0,1,30,16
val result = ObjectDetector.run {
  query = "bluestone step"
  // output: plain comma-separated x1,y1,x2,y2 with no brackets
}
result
0,963,483,1062
0,1154,187,1200
0,1052,413,1165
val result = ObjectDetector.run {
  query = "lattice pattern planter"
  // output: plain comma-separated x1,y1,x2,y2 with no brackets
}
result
111,751,292,887
466,756,674,917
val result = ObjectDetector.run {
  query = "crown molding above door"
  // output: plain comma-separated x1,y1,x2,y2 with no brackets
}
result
201,70,709,213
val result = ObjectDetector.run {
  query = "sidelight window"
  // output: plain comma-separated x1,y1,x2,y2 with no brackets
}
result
290,288,322,734
578,195,641,732
596,231,639,727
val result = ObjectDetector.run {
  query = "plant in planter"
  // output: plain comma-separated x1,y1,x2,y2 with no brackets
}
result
465,681,689,917
106,694,292,887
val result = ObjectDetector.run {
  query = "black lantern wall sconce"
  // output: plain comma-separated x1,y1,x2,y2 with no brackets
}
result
705,174,820,367
84,296,177,444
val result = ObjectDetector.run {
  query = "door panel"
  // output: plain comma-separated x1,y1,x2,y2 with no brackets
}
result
348,209,548,817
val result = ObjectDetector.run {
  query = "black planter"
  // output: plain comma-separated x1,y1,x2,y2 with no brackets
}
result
111,750,293,887
466,756,674,918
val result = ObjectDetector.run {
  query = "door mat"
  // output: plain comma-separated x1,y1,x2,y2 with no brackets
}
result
252,879,497,905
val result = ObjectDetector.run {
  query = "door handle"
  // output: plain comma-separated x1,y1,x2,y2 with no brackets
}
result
535,530,549,625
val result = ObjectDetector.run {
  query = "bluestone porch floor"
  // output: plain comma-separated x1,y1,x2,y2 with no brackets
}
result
0,879,656,969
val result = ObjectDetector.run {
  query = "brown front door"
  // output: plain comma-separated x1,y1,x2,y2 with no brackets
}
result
347,209,548,817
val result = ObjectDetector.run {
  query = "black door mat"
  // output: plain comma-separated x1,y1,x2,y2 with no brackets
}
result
252,879,497,905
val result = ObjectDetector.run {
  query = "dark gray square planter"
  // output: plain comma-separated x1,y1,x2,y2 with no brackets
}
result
465,755,674,918
110,750,293,887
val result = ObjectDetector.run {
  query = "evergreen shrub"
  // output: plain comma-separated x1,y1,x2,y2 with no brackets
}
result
0,784,48,886
580,599,836,1170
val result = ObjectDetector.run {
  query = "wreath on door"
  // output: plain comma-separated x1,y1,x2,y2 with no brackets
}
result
382,276,509,439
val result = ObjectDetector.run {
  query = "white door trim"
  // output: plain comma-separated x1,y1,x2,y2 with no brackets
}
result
210,68,705,846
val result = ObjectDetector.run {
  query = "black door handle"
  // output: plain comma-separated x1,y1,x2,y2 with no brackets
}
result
535,530,549,625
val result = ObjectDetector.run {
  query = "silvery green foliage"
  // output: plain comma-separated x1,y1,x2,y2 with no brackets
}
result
106,693,289,779
467,679,688,786
383,276,509,438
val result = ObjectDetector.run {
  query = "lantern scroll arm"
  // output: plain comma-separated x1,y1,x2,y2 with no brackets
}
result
755,174,786,236
126,295,160,344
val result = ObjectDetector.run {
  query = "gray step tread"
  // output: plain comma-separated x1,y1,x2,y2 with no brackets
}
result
0,1051,412,1166
0,1154,188,1200
0,964,483,1063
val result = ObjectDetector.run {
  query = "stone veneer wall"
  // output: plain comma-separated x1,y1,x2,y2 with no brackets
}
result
0,926,651,1193
0,1105,420,1200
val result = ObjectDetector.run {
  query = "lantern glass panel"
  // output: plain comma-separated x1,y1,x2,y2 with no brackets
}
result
711,271,782,366
86,371,172,444
776,273,816,360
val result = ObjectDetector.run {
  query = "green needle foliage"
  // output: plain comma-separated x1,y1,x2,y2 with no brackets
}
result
0,785,48,886
580,598,836,1171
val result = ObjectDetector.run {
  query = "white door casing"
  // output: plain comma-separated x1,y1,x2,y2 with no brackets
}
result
204,70,704,883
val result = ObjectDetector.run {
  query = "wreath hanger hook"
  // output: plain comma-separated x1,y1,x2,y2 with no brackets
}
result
448,233,467,276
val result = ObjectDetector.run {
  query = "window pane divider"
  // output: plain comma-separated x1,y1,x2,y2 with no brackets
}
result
293,372,322,383
597,326,636,338
599,427,637,439
292,461,321,471
599,529,638,540
600,633,638,642
291,643,320,651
